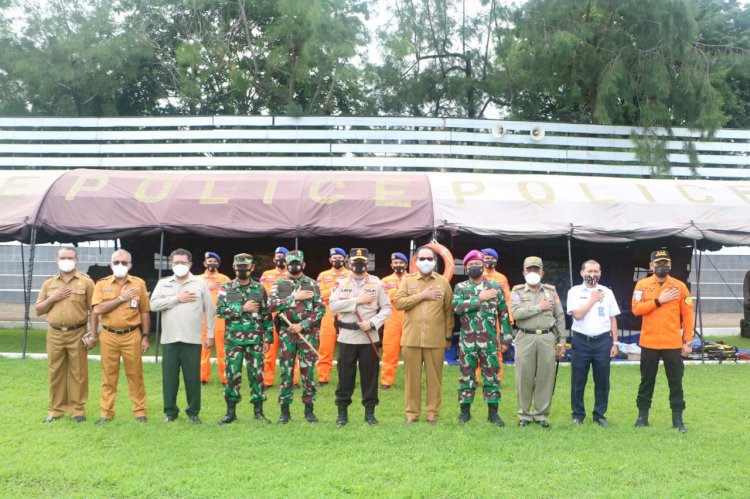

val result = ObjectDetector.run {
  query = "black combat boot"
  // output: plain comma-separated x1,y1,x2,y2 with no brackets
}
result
457,403,471,424
304,403,319,423
336,405,348,427
487,403,505,427
634,409,649,428
218,400,237,425
672,411,688,434
278,403,291,424
364,406,378,426
253,401,270,424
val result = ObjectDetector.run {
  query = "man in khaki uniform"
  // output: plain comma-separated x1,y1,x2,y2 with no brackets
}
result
35,246,95,423
91,249,151,425
510,256,566,428
394,245,454,425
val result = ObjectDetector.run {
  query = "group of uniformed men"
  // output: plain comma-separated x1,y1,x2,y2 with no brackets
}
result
36,244,693,432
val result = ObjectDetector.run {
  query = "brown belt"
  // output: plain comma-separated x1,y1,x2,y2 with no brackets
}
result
102,325,140,335
50,322,87,332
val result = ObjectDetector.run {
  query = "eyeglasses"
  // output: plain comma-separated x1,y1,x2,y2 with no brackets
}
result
417,257,434,261
111,260,130,265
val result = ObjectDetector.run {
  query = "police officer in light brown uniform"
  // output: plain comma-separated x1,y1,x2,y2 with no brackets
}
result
35,246,95,423
510,256,566,428
91,249,151,425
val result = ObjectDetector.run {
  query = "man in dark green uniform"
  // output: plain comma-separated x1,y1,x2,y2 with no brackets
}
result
215,253,273,424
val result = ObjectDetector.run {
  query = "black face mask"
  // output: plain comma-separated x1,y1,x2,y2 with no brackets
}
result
236,268,251,280
583,275,599,286
352,262,367,274
392,265,406,274
332,260,345,269
288,263,302,275
654,265,670,278
467,266,484,279
206,263,219,271
484,261,496,269
275,259,286,269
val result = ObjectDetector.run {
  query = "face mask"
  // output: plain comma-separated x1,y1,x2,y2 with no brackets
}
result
58,260,76,273
112,264,128,278
467,266,484,279
206,263,219,271
524,272,541,286
654,265,670,278
275,259,286,269
352,262,367,274
583,275,599,286
416,260,436,274
484,261,496,270
236,268,251,280
392,265,406,274
332,260,344,269
173,264,190,278
288,263,302,275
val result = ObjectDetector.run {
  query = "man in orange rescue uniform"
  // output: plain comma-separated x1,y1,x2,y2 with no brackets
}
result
480,248,513,380
380,252,409,390
632,248,693,433
316,248,352,385
200,251,230,385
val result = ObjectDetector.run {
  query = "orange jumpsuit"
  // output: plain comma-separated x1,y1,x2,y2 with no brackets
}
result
380,272,404,387
480,269,514,380
632,275,694,348
199,271,231,383
316,266,352,383
260,267,299,386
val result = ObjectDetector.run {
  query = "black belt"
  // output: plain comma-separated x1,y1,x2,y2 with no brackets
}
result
573,331,610,341
520,329,551,335
102,325,140,335
338,322,361,331
50,321,87,332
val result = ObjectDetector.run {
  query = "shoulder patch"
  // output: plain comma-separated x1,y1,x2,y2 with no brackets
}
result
633,290,643,302
684,296,692,305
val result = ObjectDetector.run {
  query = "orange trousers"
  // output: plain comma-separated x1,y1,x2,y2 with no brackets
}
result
317,311,337,382
380,316,403,387
99,330,147,419
200,319,226,384
263,323,299,386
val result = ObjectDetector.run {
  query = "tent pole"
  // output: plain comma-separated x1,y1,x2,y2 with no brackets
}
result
691,240,704,362
154,231,165,363
566,230,574,289
21,226,38,359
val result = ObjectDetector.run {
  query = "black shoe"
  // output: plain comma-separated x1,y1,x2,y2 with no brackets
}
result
572,418,583,426
635,410,649,428
135,417,147,423
72,415,86,423
536,420,551,429
162,416,177,423
364,407,379,426
318,381,329,386
219,401,237,425
672,411,688,434
380,384,392,390
253,402,270,424
188,415,202,425
594,418,609,428
201,380,208,386
304,403,319,423
487,403,504,427
336,405,348,427
292,383,300,390
95,417,111,426
278,404,291,424
518,419,531,427
457,403,471,424
42,415,62,423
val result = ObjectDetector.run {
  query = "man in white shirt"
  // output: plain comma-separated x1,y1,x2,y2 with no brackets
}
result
566,259,620,427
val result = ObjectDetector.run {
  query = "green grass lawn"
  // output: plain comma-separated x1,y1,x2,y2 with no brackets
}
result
1,330,749,497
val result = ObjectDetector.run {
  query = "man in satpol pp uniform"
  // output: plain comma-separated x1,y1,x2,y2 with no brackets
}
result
91,249,151,425
216,253,274,425
150,249,216,424
199,251,230,385
394,245,454,425
480,247,514,381
35,246,95,423
380,252,408,390
453,250,512,427
316,247,352,385
269,250,326,424
261,246,291,387
510,256,566,428
567,259,620,427
632,248,693,433
329,248,392,426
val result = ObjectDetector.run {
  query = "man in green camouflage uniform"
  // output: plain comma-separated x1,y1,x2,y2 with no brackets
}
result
268,250,326,424
215,253,273,425
452,250,512,426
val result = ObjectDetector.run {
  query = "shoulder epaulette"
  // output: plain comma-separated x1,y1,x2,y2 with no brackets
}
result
542,283,556,291
511,284,525,291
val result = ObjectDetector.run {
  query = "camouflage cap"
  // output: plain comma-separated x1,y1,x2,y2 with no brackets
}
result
523,256,543,268
233,253,253,265
286,250,304,263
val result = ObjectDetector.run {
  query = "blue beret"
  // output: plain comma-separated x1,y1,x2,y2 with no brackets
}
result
274,247,289,255
204,251,221,263
481,248,499,259
391,252,408,264
329,247,347,258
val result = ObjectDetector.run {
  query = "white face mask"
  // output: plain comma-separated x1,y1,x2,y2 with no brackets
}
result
112,263,129,278
172,264,190,278
416,260,436,274
524,272,541,286
58,260,76,273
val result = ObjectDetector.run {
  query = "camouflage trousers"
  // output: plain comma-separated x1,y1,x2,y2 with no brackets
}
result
223,339,265,404
458,334,501,404
278,330,319,405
